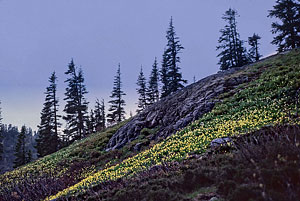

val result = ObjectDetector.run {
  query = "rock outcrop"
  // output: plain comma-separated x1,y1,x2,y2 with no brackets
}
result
107,66,256,150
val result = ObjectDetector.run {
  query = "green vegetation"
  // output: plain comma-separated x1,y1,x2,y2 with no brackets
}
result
1,50,300,201
46,50,300,200
0,120,129,200
59,125,300,201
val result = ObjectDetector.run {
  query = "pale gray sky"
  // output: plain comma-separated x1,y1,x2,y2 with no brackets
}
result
0,0,276,130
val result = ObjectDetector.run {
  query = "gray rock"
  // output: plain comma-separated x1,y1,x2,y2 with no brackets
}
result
133,143,143,151
106,65,252,151
210,137,232,148
209,197,219,201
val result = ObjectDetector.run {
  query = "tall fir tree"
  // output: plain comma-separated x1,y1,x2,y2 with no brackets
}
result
77,69,89,137
0,101,3,161
147,58,160,104
217,8,250,70
107,64,126,124
101,99,105,129
36,72,61,157
63,59,89,142
161,17,186,97
136,66,147,112
25,149,32,164
160,50,170,98
13,126,27,168
94,98,106,131
87,109,95,134
248,33,262,62
268,0,300,52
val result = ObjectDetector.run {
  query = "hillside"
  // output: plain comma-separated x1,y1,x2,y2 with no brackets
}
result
1,49,300,201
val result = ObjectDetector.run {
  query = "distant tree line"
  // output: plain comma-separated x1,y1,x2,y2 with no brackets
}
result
0,121,36,172
13,126,33,168
1,101,35,171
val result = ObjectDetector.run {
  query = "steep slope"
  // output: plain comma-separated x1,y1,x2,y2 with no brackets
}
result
107,65,255,150
1,50,300,201
46,50,300,200
69,125,300,201
0,121,130,201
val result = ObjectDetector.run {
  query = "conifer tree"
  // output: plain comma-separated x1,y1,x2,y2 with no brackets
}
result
268,0,300,51
162,17,186,96
147,58,159,104
0,101,3,161
36,72,60,157
107,64,126,124
136,66,147,112
248,33,262,62
25,149,32,164
217,8,249,70
160,51,170,98
63,59,89,142
101,99,105,129
95,99,106,131
13,126,27,168
87,109,95,134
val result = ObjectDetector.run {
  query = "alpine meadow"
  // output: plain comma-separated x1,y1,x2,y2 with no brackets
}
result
1,1,300,201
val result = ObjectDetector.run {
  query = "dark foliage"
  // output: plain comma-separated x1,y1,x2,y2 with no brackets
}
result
136,66,147,113
268,0,300,52
0,125,36,173
161,17,186,98
248,33,262,62
63,59,89,143
13,126,30,168
36,72,61,157
107,64,126,124
94,98,106,132
146,58,160,104
217,8,250,70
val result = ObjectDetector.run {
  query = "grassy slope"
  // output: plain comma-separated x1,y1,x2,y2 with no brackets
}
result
1,50,300,201
48,50,300,200
0,120,131,200
73,125,300,201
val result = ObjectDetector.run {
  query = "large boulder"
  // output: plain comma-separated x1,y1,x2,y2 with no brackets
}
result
107,66,255,150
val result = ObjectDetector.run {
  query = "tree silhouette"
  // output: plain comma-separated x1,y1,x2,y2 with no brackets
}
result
36,72,61,157
248,33,262,62
13,126,27,168
160,17,186,97
217,8,249,70
107,64,126,124
63,59,89,142
136,66,147,112
95,98,106,131
147,58,160,104
268,0,300,52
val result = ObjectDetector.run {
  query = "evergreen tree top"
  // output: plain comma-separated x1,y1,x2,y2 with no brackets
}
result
65,59,76,75
268,0,300,51
108,64,126,123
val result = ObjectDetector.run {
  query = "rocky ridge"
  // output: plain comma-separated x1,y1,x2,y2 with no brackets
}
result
107,65,260,150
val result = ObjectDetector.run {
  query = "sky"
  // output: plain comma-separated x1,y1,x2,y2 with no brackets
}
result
0,0,277,131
